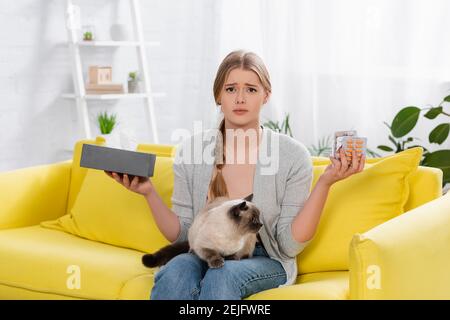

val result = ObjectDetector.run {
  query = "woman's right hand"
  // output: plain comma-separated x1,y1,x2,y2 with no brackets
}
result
104,171,155,197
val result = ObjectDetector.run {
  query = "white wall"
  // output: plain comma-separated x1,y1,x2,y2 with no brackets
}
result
0,0,222,172
0,0,449,173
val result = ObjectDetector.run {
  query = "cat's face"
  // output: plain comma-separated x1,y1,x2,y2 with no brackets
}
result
226,199,263,234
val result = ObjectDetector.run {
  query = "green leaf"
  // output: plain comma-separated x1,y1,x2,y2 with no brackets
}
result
287,126,293,137
262,121,275,130
402,137,415,149
281,118,286,133
97,111,117,134
391,106,420,138
391,106,421,138
424,106,442,119
308,134,332,156
366,148,382,158
422,150,450,184
429,123,450,144
264,114,294,137
284,114,293,137
378,145,394,152
444,95,450,102
266,120,278,128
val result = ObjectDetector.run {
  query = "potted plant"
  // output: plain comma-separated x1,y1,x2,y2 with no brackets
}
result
307,135,333,157
263,113,293,137
378,94,450,188
83,31,93,41
82,25,95,41
128,71,141,93
98,111,116,134
97,111,121,147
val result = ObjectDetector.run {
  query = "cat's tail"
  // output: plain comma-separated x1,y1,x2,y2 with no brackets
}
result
142,241,190,268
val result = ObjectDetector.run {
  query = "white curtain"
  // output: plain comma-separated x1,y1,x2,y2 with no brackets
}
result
1,0,448,172
158,0,450,156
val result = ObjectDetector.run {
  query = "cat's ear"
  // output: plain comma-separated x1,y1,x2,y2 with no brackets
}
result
238,201,248,210
230,201,247,217
243,194,253,202
230,205,241,217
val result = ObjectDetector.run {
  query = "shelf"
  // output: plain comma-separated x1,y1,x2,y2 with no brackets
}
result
61,93,166,100
73,41,160,47
64,0,161,143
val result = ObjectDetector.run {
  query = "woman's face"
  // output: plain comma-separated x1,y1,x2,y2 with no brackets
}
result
219,68,270,129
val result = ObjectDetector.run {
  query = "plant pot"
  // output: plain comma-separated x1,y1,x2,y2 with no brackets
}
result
128,80,141,93
100,132,121,148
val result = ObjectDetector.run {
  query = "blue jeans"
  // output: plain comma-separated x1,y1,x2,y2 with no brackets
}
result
150,242,286,300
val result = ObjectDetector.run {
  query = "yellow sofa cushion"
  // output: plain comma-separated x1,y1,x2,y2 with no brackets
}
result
0,225,350,300
66,138,107,214
0,226,154,300
41,155,173,253
297,147,423,274
349,192,450,300
247,271,349,300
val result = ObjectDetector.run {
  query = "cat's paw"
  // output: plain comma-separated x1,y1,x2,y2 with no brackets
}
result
208,257,225,268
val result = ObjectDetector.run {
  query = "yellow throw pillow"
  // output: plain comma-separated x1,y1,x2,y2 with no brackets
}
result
41,156,173,253
298,147,423,274
311,156,331,166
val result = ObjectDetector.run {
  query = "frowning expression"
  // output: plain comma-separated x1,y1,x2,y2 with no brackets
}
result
219,68,270,129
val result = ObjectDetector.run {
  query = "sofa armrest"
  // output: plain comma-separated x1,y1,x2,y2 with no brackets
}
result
0,160,72,230
349,192,450,299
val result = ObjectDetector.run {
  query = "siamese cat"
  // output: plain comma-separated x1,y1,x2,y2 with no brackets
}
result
142,194,263,269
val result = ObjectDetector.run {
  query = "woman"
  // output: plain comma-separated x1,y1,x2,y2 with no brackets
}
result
105,50,365,300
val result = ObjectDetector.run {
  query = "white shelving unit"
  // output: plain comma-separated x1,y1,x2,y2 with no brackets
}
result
76,40,160,47
63,0,164,143
61,93,166,100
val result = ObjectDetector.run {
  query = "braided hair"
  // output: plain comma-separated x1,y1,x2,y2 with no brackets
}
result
207,49,272,202
208,118,228,202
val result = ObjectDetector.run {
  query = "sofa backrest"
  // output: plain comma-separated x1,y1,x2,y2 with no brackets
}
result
403,166,443,211
66,137,106,214
366,156,443,210
67,140,443,243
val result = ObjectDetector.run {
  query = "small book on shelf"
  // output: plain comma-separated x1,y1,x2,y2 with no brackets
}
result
86,83,124,90
86,89,125,94
86,83,125,94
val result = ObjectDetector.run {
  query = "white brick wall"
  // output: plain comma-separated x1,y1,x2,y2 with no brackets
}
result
0,0,222,171
0,0,448,176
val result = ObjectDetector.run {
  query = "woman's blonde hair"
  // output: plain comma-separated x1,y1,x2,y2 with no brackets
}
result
208,50,272,202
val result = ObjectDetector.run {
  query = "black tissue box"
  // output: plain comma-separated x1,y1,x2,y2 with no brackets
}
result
80,144,156,178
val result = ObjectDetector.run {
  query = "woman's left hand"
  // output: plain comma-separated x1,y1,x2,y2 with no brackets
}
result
320,147,365,187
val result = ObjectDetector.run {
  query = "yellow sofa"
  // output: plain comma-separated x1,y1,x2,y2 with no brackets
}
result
0,137,448,300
